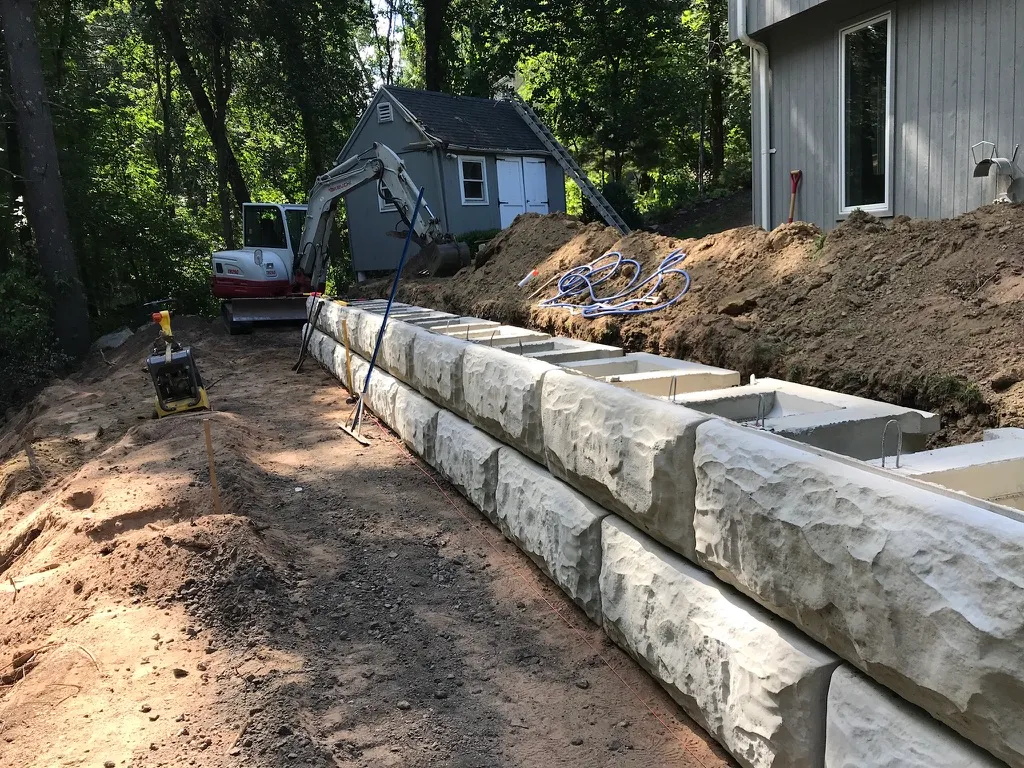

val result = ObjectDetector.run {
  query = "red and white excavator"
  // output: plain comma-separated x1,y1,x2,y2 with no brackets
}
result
211,142,469,333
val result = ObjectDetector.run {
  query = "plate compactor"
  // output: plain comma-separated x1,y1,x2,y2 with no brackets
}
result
147,310,210,418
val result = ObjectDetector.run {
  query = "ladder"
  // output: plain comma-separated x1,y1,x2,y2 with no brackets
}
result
505,93,631,235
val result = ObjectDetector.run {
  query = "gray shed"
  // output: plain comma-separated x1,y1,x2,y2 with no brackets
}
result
729,0,1024,232
338,86,567,275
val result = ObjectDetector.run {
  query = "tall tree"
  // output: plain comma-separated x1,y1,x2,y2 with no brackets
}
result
421,0,449,91
0,0,90,358
142,0,250,246
706,0,726,181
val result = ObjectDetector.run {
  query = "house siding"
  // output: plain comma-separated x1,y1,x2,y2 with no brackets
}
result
729,0,832,38
750,0,1024,231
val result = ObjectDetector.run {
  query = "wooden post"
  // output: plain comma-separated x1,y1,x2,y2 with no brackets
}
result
342,318,354,393
203,419,223,515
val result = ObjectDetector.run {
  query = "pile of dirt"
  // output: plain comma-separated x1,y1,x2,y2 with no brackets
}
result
0,322,731,767
374,205,1024,446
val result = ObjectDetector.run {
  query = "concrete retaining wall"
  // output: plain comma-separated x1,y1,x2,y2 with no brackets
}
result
602,516,838,768
694,418,1024,766
306,300,1020,768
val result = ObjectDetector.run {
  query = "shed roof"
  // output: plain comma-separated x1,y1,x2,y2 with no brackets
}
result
383,86,548,154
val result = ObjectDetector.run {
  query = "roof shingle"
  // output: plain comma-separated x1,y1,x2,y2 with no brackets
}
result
384,86,548,154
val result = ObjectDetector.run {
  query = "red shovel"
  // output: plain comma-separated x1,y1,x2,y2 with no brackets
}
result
788,170,803,224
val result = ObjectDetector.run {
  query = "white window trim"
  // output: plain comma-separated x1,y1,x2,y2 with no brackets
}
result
458,155,489,206
378,180,397,213
838,11,895,217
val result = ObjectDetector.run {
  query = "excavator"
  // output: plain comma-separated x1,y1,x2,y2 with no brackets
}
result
211,142,469,333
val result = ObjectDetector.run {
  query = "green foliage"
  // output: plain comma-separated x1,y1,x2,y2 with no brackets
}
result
582,181,642,231
457,228,502,257
0,255,72,415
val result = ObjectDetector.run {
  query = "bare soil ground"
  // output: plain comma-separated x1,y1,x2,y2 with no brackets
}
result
376,204,1024,446
0,322,732,768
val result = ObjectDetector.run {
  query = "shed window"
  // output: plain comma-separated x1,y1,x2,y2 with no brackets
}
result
459,157,488,205
377,102,394,124
839,12,894,215
378,180,397,213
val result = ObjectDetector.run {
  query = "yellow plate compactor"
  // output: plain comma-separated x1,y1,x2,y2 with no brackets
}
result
147,310,210,418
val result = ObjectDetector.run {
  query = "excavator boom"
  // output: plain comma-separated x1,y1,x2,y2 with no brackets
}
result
212,142,469,333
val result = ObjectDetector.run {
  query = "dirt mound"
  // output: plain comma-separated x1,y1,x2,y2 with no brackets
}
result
375,204,1024,446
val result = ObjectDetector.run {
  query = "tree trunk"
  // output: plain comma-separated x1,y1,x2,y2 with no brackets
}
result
211,19,236,248
421,0,449,91
144,0,250,210
0,0,90,358
707,0,726,181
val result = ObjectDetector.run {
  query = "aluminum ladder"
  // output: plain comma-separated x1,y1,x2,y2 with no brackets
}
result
505,93,631,235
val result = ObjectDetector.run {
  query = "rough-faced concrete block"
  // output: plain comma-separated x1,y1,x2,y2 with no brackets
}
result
826,667,1004,768
434,411,501,521
601,516,838,768
541,370,709,561
312,299,355,346
394,386,440,467
379,321,428,386
363,367,400,429
462,345,557,463
411,331,471,418
694,418,1024,767
354,311,384,360
496,448,609,622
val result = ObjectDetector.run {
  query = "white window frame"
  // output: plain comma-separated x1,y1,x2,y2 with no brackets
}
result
458,156,489,206
378,180,397,213
838,11,895,217
377,101,394,124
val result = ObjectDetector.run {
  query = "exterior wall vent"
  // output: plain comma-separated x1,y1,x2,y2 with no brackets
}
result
377,102,394,124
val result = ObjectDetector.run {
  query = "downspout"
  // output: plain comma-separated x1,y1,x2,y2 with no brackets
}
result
737,0,772,230
433,147,450,232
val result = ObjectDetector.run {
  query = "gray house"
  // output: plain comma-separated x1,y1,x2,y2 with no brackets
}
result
729,0,1024,232
338,86,567,275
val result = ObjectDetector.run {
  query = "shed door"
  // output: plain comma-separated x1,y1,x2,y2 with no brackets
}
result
497,157,526,228
523,158,549,215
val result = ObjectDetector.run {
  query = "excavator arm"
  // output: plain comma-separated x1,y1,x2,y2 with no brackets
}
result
292,142,465,290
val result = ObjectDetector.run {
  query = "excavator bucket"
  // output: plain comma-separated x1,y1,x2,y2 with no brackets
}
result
404,241,471,278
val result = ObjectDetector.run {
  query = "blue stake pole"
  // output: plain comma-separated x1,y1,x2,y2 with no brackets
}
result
350,186,425,428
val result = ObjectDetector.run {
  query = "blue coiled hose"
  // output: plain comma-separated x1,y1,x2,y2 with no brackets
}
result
537,249,691,318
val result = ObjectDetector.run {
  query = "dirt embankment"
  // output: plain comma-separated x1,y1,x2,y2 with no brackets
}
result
0,322,730,767
374,206,1024,446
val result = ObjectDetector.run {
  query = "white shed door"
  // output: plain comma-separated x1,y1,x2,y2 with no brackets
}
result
523,158,549,215
497,157,526,228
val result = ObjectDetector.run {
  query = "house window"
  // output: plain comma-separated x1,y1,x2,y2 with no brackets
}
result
458,156,488,205
377,102,394,124
378,180,397,213
839,12,894,215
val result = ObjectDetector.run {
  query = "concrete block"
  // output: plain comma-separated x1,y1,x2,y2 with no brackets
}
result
363,366,400,429
354,311,384,359
825,666,1004,768
410,331,472,418
393,386,440,467
677,379,939,460
497,338,624,365
311,298,354,345
601,516,838,768
434,411,502,521
570,352,740,397
496,448,609,622
541,370,709,561
693,417,1024,767
379,321,428,386
462,345,557,463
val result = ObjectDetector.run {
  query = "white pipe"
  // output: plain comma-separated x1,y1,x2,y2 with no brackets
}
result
737,0,772,230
